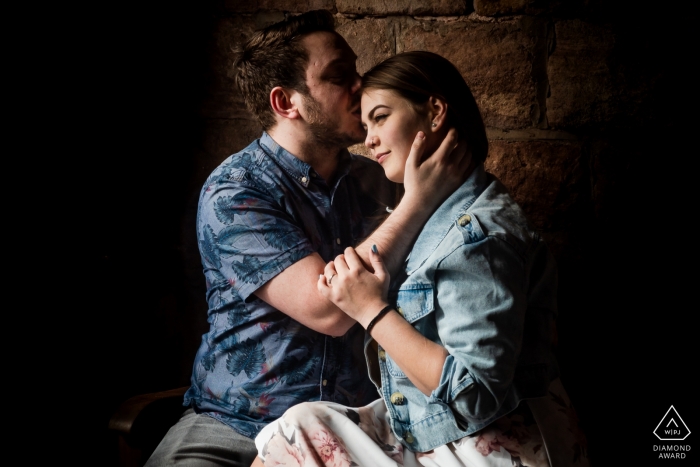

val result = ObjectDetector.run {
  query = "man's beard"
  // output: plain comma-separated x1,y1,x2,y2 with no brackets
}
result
303,94,363,150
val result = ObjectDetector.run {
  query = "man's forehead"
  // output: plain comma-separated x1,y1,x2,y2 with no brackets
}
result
302,31,356,64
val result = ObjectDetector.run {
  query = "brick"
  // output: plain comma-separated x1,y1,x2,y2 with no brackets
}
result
336,17,395,74
337,0,468,16
474,0,530,16
546,19,616,129
547,19,662,129
348,143,373,158
223,0,334,13
473,0,601,17
398,15,549,129
474,0,569,16
484,140,586,232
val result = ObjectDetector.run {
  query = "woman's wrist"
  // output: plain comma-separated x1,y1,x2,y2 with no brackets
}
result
366,306,393,335
362,302,392,332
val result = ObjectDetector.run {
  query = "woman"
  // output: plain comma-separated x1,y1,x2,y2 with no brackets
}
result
252,51,589,467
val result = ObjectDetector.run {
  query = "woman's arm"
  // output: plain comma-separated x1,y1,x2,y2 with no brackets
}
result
365,308,448,395
318,246,448,395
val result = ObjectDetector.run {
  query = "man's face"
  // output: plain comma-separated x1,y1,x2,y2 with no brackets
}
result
298,31,365,148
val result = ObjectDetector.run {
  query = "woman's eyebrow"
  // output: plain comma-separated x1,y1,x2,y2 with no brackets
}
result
367,105,390,120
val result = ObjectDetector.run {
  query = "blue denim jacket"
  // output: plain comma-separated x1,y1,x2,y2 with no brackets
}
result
364,164,559,452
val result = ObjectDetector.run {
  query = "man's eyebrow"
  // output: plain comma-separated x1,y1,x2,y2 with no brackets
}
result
321,56,355,73
367,105,390,120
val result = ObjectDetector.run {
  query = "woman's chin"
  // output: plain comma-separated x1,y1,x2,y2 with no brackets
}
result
384,170,404,184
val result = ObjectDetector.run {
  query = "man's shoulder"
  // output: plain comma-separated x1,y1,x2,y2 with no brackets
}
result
218,138,270,171
204,137,282,187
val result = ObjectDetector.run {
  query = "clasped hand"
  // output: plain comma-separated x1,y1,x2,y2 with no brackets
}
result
318,246,389,329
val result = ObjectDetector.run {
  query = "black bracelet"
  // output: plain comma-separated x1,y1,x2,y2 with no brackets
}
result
366,305,393,335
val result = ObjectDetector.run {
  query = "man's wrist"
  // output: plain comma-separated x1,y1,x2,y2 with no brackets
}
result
396,191,433,220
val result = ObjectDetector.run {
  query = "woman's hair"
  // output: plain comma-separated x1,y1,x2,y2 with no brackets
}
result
362,51,488,164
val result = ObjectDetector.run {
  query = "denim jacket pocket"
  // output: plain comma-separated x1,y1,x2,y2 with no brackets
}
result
385,283,435,378
395,283,434,324
385,352,407,378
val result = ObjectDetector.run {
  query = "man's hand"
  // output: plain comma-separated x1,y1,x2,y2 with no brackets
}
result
402,128,471,214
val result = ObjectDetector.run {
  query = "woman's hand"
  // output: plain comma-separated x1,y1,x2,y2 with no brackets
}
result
318,246,390,329
320,246,449,395
402,128,471,215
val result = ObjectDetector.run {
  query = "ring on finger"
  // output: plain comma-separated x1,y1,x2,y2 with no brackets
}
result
328,274,336,285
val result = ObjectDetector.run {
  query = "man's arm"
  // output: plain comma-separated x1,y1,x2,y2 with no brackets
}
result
255,129,471,336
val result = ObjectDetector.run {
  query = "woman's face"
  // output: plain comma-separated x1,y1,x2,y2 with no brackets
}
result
361,89,435,183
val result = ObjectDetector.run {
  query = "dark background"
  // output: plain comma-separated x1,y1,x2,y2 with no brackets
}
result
74,2,694,465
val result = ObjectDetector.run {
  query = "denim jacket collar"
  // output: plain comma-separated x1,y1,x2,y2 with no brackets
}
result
406,163,488,274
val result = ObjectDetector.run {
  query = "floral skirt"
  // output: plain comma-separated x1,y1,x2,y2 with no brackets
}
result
254,378,589,467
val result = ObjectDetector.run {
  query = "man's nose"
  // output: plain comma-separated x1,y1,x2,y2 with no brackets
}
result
350,72,361,94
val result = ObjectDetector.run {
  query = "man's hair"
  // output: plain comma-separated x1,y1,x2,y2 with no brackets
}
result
233,10,336,130
362,51,489,164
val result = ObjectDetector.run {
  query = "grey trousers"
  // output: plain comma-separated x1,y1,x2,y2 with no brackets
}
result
145,409,258,467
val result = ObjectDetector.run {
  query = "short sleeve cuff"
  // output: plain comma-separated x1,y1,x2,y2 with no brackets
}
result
236,246,315,301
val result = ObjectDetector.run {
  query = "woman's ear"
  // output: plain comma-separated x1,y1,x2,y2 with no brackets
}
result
270,86,301,120
427,96,448,132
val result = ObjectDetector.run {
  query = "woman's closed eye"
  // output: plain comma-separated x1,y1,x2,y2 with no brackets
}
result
362,114,388,130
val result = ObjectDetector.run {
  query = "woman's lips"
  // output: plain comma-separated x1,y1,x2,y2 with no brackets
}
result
375,151,390,164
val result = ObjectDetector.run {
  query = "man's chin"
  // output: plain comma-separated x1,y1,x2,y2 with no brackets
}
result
329,128,365,149
346,132,365,146
344,124,367,146
307,120,365,149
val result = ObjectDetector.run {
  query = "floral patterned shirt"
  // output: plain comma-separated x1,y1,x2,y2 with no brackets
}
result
184,132,396,438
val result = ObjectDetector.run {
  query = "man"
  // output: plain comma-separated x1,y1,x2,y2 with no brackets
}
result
146,10,468,466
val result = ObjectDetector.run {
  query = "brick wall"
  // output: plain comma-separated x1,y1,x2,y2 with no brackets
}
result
195,2,669,261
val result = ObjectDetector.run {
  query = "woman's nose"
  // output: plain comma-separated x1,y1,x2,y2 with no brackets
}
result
365,134,378,148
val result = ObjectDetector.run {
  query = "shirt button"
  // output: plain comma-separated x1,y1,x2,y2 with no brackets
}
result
322,379,327,386
458,214,471,226
390,392,405,405
378,349,386,361
336,238,341,245
301,176,308,183
404,431,415,444
396,307,404,317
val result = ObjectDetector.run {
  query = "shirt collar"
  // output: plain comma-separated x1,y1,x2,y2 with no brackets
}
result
259,132,312,187
259,132,353,188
